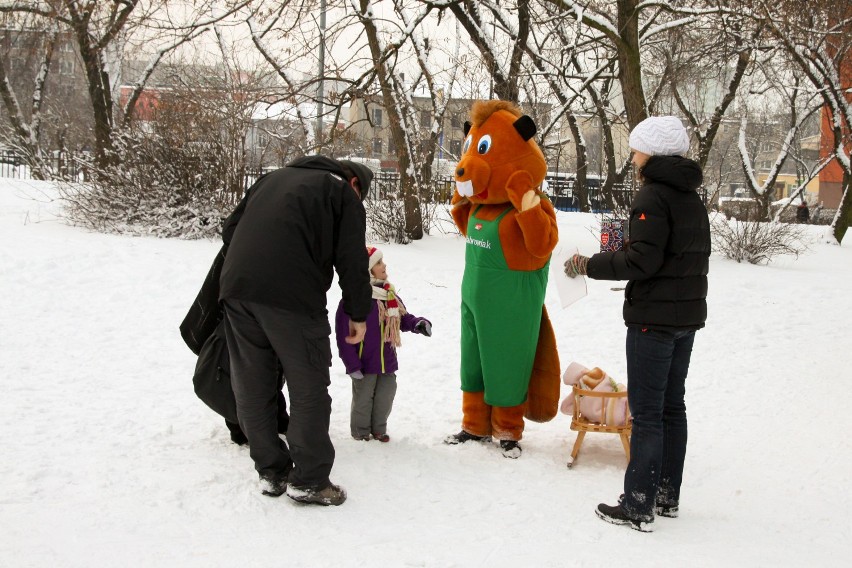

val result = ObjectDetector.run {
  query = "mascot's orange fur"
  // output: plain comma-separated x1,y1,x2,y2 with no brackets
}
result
448,100,561,453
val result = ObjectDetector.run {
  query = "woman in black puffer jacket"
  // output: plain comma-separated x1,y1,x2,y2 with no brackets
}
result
564,116,711,532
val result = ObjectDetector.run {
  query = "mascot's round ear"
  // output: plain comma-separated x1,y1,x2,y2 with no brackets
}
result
513,115,536,141
463,121,472,137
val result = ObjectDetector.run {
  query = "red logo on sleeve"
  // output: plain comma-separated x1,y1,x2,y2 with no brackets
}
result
639,213,646,220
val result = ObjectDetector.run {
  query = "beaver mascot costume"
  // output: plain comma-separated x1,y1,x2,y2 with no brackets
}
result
445,100,561,458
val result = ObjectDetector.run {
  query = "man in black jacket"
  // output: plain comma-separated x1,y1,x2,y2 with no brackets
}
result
220,156,373,506
564,116,710,532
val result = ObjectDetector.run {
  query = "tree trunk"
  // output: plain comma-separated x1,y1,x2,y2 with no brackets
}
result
358,0,423,241
565,112,590,212
833,170,851,244
77,40,116,169
617,0,647,129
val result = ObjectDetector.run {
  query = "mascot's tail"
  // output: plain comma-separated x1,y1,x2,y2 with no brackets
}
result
524,305,561,422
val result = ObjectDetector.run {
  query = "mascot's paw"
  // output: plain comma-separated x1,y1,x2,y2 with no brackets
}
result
444,430,491,445
505,170,537,211
499,440,522,459
520,190,541,211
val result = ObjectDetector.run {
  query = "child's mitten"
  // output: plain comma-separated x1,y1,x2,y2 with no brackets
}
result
414,319,432,337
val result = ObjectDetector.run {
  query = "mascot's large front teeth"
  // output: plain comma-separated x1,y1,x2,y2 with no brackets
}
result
456,179,474,197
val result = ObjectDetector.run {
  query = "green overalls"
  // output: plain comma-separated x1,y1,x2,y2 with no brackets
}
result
460,205,549,407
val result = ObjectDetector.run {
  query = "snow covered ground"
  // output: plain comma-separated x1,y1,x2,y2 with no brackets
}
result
1,177,850,567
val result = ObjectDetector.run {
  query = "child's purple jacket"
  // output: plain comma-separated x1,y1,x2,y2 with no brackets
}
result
334,293,429,375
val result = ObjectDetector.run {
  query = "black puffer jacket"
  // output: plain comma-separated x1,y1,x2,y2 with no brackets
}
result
219,155,372,322
587,155,710,330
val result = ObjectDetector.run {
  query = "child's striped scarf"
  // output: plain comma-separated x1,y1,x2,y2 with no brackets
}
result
370,280,407,347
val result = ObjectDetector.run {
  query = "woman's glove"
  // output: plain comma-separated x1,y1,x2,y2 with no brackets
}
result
349,370,364,380
414,319,432,337
564,254,589,278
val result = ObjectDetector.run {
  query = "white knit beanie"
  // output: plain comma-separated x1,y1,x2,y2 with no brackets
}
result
367,246,383,272
628,116,690,157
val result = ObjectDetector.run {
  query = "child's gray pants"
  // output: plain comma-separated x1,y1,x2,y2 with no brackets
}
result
350,373,397,438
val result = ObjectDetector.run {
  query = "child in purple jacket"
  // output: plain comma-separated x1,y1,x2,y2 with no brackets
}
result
334,246,432,442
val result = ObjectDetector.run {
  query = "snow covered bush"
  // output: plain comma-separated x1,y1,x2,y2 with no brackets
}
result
710,214,808,264
365,198,410,244
59,137,239,239
59,103,248,239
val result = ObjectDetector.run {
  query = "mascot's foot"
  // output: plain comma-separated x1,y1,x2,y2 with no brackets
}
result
444,430,491,445
499,440,522,459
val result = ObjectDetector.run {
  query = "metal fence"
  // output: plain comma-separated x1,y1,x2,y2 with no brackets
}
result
546,177,636,212
3,150,709,214
367,170,639,213
0,150,25,178
0,149,88,180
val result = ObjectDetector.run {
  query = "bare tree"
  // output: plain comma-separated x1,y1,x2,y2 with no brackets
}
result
0,13,56,179
0,0,250,170
733,69,822,215
752,0,852,244
353,0,453,241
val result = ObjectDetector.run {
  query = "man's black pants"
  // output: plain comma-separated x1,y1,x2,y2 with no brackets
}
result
223,299,335,488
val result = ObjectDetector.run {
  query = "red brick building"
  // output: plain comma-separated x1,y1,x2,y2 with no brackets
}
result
817,11,852,209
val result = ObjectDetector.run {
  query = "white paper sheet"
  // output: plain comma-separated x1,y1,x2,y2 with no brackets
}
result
551,246,588,308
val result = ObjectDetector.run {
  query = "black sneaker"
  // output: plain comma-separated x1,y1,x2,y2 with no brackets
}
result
259,460,293,497
619,493,679,518
444,430,491,445
286,482,347,506
352,434,371,441
596,503,654,532
499,440,522,459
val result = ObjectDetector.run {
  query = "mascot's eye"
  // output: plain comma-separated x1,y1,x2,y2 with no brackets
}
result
477,135,492,154
462,135,472,154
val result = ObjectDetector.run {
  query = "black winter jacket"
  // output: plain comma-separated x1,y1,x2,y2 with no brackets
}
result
219,155,372,321
587,155,710,330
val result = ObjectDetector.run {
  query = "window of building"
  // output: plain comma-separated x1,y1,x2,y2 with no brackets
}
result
450,139,462,156
371,108,383,126
59,59,75,75
387,137,394,155
420,110,430,128
372,137,383,155
450,113,461,128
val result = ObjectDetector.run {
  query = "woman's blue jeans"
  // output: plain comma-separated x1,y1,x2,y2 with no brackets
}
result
621,327,696,520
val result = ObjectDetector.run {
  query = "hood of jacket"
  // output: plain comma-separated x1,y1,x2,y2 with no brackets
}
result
641,155,703,192
286,155,348,177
